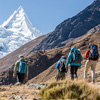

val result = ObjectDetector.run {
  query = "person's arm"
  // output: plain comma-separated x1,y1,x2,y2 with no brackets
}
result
13,61,19,78
55,60,60,69
65,53,71,72
85,50,89,59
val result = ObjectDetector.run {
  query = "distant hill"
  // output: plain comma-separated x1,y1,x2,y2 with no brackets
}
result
31,0,100,51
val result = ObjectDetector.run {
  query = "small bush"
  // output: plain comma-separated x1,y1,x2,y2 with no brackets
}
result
40,80,100,100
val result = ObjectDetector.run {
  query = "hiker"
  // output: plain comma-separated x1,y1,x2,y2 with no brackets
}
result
84,43,99,83
55,56,67,81
13,55,28,84
65,46,82,80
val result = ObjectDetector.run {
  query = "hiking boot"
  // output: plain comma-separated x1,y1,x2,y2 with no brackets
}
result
15,82,21,86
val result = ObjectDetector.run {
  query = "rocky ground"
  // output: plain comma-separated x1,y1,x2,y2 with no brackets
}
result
0,83,47,100
1,78,100,100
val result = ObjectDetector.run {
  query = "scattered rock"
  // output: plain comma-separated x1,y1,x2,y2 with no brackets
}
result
9,96,15,100
24,96,27,99
33,97,42,100
28,83,45,90
33,98,37,100
9,83,13,88
12,92,16,95
31,91,37,95
1,88,6,91
15,95,23,100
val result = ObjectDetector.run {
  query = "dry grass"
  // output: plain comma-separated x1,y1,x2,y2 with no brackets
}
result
40,80,100,100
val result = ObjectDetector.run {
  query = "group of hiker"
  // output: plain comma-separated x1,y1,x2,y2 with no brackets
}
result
13,43,99,84
55,43,99,84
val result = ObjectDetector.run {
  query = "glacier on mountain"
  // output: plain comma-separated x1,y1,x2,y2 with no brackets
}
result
0,6,42,58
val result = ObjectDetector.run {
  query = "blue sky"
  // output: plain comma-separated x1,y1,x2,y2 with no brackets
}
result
0,0,94,34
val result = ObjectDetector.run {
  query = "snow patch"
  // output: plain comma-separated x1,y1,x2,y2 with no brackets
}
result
0,6,42,58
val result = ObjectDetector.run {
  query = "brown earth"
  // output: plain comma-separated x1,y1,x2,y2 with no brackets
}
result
27,32,100,84
0,85,40,100
0,32,100,85
0,32,100,100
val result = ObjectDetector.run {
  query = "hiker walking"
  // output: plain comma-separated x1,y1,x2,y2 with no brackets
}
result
13,55,28,84
84,43,99,83
65,46,82,80
55,56,67,81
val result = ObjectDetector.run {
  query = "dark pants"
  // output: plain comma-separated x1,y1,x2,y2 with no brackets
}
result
17,73,25,84
70,66,79,80
56,71,66,81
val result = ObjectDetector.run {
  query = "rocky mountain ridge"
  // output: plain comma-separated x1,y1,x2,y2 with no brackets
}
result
31,0,100,51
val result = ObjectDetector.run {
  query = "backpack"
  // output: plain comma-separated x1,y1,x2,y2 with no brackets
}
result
18,60,27,73
89,44,99,60
72,48,82,63
59,59,66,72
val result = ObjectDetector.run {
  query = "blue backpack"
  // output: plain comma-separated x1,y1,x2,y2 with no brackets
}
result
89,44,99,60
72,48,82,63
18,60,27,73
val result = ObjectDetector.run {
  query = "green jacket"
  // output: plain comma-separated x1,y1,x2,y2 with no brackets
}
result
13,58,28,77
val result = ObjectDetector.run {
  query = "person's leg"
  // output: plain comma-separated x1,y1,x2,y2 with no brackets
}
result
17,73,21,82
56,71,60,81
60,73,65,80
70,66,74,80
91,61,96,83
74,66,79,79
84,60,90,80
20,73,25,84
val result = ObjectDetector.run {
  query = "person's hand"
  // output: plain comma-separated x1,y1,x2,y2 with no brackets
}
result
13,74,16,78
78,67,81,69
65,66,67,69
25,77,28,81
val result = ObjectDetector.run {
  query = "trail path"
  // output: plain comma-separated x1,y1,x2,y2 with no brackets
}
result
0,84,41,100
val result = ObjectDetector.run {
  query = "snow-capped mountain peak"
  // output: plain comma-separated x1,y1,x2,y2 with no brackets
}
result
0,6,42,58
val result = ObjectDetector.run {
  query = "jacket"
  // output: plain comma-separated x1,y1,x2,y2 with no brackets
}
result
13,57,28,77
65,47,82,70
85,50,98,61
56,58,66,69
85,50,89,59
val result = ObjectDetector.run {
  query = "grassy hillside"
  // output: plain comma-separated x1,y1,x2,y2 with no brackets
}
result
40,80,100,100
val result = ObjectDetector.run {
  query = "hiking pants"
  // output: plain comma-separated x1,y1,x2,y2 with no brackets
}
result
56,70,66,81
17,73,25,84
84,60,97,83
70,66,79,80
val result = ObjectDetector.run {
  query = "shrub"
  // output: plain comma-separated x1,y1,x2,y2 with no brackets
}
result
40,80,100,100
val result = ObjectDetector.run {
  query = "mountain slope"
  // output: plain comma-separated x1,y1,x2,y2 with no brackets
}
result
87,24,100,34
1,31,100,85
28,31,100,84
0,33,50,73
32,0,100,51
0,6,42,58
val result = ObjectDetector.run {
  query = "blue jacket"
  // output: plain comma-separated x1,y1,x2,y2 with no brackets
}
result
65,47,82,71
56,58,66,69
